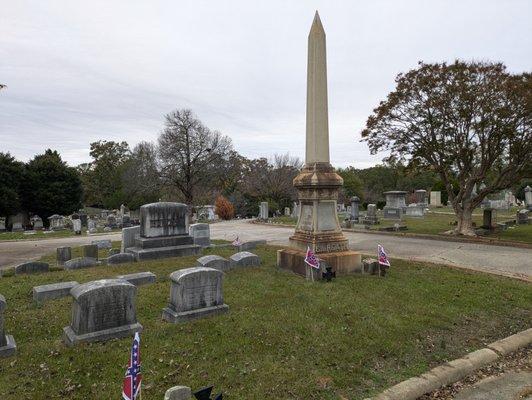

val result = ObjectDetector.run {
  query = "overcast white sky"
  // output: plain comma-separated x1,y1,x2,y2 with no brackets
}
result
1,1,531,168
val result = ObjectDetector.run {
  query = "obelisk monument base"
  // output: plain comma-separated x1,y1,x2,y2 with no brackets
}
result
277,163,361,278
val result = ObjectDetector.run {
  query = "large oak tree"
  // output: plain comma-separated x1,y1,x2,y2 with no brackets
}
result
361,61,531,235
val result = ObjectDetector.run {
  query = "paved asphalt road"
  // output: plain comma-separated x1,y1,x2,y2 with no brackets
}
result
1,220,531,280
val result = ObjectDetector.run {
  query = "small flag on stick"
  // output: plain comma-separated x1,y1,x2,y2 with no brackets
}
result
378,244,390,267
304,246,320,270
122,332,142,400
232,236,241,247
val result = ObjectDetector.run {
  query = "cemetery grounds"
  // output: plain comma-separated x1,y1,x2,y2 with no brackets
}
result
0,243,530,399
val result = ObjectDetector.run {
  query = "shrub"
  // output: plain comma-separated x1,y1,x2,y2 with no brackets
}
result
215,195,235,220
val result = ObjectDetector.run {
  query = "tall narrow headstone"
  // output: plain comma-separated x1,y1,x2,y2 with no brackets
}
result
350,196,360,222
525,186,532,211
57,246,72,266
277,12,361,278
0,294,17,357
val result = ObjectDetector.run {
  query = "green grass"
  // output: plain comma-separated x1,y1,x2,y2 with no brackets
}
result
0,228,121,242
272,211,532,244
0,245,530,399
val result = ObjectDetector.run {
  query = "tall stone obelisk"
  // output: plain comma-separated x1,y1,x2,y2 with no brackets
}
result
277,12,361,278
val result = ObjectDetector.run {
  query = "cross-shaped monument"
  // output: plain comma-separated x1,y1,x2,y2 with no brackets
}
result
277,11,362,279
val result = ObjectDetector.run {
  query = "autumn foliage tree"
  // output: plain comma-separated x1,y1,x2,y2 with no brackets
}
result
215,195,234,220
362,61,531,235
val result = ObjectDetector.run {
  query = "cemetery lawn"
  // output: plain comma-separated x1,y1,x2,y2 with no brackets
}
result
270,212,532,244
0,246,530,399
0,229,121,242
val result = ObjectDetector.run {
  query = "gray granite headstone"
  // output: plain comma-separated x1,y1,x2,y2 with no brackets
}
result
107,253,136,265
63,279,142,346
162,267,228,323
196,255,230,271
64,257,98,270
517,209,530,225
238,239,266,251
92,239,112,249
362,204,379,225
14,261,49,275
121,225,140,253
83,244,99,260
350,196,360,222
56,246,72,266
116,272,156,286
164,386,192,400
405,204,425,217
0,294,17,358
189,223,211,247
0,217,5,231
383,191,407,219
126,202,201,261
229,251,261,268
33,281,79,303
525,186,532,211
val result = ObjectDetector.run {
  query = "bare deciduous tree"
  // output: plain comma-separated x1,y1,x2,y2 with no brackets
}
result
157,109,233,205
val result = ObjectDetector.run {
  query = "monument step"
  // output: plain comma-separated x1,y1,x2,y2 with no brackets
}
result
127,244,202,261
134,235,194,249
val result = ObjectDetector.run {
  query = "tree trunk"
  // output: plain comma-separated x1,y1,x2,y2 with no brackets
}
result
455,206,476,236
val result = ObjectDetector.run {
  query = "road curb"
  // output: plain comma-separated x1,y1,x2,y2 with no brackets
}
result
367,328,532,400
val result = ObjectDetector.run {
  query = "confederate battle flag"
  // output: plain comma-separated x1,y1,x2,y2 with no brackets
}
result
122,332,142,400
304,246,320,270
378,244,391,267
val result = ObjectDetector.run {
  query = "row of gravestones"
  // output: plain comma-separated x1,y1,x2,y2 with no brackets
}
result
0,250,261,358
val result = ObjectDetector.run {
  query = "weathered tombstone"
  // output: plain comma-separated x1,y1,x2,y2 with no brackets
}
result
162,267,229,323
33,281,79,303
0,217,5,232
31,215,43,230
121,226,140,253
189,223,211,247
291,201,299,218
165,386,192,400
62,279,142,346
350,196,360,222
57,246,72,266
362,258,379,275
517,209,530,225
116,272,156,286
430,191,442,207
525,186,532,211
259,201,269,220
107,253,136,265
126,202,201,261
284,207,291,216
10,213,25,232
100,209,110,219
14,261,49,275
79,212,88,227
362,204,379,225
106,214,117,229
122,214,132,228
405,203,425,217
229,251,261,268
72,213,82,235
0,294,17,357
383,191,407,219
196,255,230,271
483,209,494,229
415,189,428,206
83,244,99,260
88,218,97,233
48,214,65,230
237,239,267,251
92,239,112,249
64,257,98,270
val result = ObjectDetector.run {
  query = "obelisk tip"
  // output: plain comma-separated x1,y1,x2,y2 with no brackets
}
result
310,10,324,35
